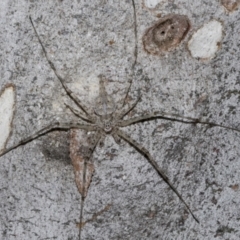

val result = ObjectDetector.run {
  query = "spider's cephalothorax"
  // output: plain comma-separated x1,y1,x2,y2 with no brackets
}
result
93,78,117,134
100,116,114,133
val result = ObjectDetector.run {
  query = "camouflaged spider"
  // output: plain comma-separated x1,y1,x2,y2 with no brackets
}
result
0,17,202,225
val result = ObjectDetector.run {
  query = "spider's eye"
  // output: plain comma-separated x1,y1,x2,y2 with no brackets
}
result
104,122,112,133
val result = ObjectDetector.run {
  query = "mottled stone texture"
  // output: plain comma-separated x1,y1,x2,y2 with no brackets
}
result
0,0,240,239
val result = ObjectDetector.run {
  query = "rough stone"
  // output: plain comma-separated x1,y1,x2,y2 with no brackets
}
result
0,0,240,239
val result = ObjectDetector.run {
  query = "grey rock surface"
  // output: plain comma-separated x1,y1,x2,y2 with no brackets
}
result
0,0,240,239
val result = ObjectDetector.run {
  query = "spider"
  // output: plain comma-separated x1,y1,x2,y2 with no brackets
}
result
2,17,240,233
0,17,202,223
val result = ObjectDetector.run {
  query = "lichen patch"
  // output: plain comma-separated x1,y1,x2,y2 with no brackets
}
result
0,85,15,153
187,20,223,60
143,0,164,9
221,0,240,12
142,14,190,55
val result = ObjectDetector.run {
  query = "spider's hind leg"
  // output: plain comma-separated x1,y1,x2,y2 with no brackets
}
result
116,128,199,223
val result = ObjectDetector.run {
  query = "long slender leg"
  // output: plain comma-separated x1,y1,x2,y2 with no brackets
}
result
79,131,102,240
119,79,133,109
0,122,96,157
119,112,200,127
29,16,93,118
119,111,240,132
65,102,95,123
116,91,141,120
116,129,199,223
120,0,138,108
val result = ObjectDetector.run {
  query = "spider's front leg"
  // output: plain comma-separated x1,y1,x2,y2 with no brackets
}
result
119,111,240,132
116,128,199,223
0,122,96,157
29,16,95,121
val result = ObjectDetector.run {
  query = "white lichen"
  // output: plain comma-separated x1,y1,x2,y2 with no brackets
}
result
144,0,164,9
0,85,15,152
188,20,223,59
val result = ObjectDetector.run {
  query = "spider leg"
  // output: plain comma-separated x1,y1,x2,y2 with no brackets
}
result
64,102,95,123
119,111,240,132
119,112,200,127
116,129,199,223
78,130,101,239
70,130,101,197
29,16,93,118
119,0,138,108
117,90,141,120
0,122,96,157
112,132,121,144
98,133,106,148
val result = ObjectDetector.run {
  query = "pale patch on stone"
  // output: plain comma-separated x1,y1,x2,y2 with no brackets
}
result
70,75,99,100
144,0,164,9
188,20,223,60
0,85,15,152
52,75,99,112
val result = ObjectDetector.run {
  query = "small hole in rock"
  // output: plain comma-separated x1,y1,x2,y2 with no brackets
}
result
161,31,165,35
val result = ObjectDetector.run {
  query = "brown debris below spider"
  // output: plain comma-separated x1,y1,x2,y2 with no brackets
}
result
142,14,190,55
70,129,95,197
